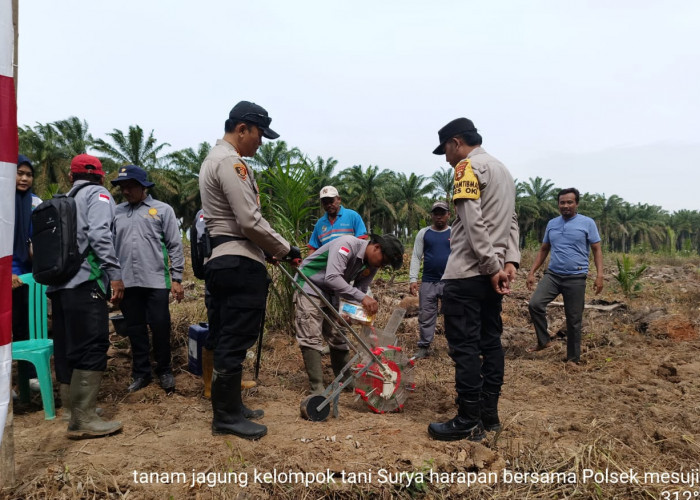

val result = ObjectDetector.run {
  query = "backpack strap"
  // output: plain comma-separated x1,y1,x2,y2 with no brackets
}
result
65,181,97,198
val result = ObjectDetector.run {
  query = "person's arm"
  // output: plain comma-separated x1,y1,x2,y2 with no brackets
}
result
504,211,521,283
219,159,290,259
307,221,321,251
86,188,123,302
323,241,367,303
591,242,604,294
163,205,185,301
409,228,426,296
353,213,368,239
526,242,551,291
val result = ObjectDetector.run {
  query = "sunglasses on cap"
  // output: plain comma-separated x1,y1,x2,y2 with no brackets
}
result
241,112,271,128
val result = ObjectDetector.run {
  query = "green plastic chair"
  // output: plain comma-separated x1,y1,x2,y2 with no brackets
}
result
12,273,55,420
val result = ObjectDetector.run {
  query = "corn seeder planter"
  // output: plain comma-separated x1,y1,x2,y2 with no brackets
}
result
277,263,415,421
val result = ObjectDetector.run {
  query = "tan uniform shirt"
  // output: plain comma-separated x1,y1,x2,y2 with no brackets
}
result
443,146,520,280
199,139,290,265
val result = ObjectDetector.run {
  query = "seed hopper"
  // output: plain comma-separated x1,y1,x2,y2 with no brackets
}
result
277,263,415,421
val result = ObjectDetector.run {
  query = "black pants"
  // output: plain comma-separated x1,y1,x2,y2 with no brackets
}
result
442,277,504,400
120,287,172,379
205,255,270,375
49,281,110,384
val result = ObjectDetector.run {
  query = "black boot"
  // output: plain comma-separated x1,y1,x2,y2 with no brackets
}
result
329,349,353,392
480,390,501,432
428,398,486,442
211,370,267,440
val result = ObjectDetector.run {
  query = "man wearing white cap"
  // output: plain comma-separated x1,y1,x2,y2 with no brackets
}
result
308,186,367,252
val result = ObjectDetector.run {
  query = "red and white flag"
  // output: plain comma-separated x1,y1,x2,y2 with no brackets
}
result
0,0,18,446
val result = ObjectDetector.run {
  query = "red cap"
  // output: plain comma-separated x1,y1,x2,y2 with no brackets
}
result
70,154,104,176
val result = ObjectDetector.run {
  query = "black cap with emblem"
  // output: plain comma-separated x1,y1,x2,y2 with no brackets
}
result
433,118,477,155
228,101,280,139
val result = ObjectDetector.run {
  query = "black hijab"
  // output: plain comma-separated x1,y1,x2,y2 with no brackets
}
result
13,156,34,266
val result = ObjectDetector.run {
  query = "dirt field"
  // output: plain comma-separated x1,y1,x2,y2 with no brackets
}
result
6,253,700,499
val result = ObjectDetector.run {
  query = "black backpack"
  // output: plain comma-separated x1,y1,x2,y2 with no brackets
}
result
31,183,95,286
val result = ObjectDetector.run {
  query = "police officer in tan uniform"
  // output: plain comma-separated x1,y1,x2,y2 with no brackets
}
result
199,101,301,440
427,118,520,442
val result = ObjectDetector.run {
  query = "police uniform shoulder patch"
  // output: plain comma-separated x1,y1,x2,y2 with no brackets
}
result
453,159,480,201
233,163,248,181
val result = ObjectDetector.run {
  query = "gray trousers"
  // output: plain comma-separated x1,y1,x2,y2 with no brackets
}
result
528,271,587,362
418,281,444,347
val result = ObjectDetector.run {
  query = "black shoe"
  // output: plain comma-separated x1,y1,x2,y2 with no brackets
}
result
127,377,152,393
428,398,486,442
428,416,486,441
159,372,175,393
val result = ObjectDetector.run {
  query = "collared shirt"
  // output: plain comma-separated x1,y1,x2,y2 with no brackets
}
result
409,226,451,283
544,214,601,275
113,195,184,289
47,180,122,293
296,235,376,303
308,205,367,250
199,139,290,265
443,147,520,280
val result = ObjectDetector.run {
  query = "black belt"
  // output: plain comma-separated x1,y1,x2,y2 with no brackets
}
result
211,235,247,249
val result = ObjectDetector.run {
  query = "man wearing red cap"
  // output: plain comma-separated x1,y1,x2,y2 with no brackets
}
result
47,154,124,439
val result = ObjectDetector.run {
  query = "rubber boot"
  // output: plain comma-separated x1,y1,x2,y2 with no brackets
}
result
330,349,353,392
428,397,486,442
480,390,502,432
61,383,103,421
211,370,267,440
202,348,214,399
67,370,122,439
203,348,257,397
301,347,324,395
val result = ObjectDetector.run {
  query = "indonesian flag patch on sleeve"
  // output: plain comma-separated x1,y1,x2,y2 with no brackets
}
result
452,159,480,201
98,193,111,203
338,246,350,256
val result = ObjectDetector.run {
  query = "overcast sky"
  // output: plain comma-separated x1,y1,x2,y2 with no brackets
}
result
15,0,700,212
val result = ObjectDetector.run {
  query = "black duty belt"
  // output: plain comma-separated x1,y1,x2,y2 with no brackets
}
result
211,235,248,249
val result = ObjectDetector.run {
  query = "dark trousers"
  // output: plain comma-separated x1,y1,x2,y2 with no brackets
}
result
528,271,587,362
49,281,110,384
205,255,270,375
442,277,504,400
120,287,172,379
12,284,36,378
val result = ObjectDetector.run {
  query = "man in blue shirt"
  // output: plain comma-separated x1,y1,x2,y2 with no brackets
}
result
409,201,451,359
308,186,367,251
526,188,604,364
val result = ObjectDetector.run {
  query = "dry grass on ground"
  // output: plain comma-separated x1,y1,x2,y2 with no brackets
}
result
5,254,700,499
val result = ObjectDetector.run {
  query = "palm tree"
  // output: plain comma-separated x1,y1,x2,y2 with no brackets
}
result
391,173,435,236
431,166,453,204
53,116,94,157
248,140,302,171
166,142,211,230
519,177,559,242
93,125,170,170
18,122,70,196
340,165,394,233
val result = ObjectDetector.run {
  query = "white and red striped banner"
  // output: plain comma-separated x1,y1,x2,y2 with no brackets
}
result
0,0,18,446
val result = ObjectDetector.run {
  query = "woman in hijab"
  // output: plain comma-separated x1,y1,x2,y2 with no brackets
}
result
12,155,42,388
